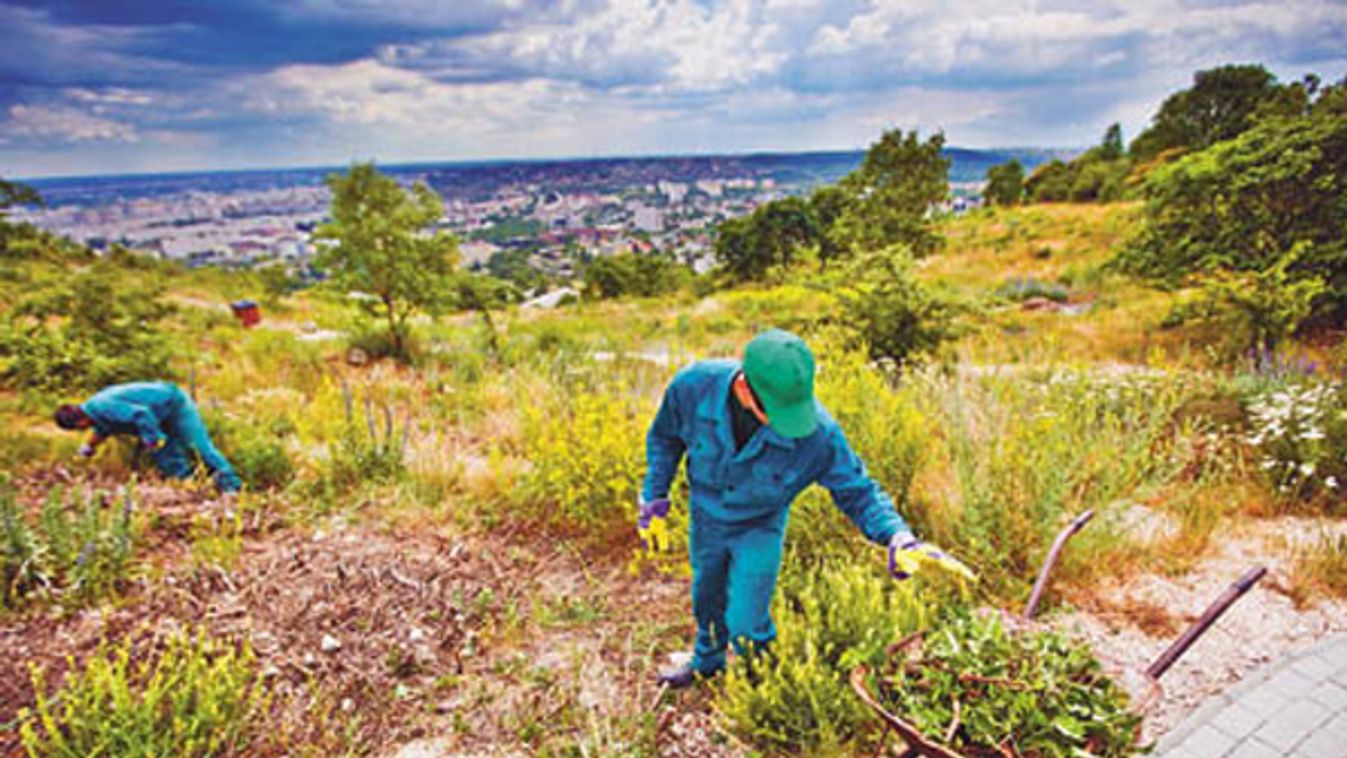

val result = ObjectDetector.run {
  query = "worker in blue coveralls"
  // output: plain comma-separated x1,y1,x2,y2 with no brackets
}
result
639,329,973,688
53,381,242,495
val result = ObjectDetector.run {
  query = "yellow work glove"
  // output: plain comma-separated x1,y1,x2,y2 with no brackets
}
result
889,533,977,583
638,497,672,553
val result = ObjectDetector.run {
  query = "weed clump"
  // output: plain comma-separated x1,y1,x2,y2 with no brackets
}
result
19,629,268,756
2,484,140,612
874,609,1142,757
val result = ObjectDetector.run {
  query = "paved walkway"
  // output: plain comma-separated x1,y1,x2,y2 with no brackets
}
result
1158,634,1347,758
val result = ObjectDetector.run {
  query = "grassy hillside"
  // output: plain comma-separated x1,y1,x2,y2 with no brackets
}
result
3,204,1345,755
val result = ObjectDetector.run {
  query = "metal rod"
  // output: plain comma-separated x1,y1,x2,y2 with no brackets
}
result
1022,509,1095,621
1146,565,1267,680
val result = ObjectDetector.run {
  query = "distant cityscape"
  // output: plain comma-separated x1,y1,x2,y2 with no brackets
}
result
13,148,1065,280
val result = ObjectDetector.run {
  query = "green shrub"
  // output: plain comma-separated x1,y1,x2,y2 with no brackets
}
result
0,262,175,393
833,246,961,367
326,386,408,492
518,388,655,546
2,484,140,611
717,561,931,752
19,629,268,756
205,409,295,491
874,608,1142,757
583,252,689,299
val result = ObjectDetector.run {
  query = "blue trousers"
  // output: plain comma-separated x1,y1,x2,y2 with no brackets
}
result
151,391,242,493
689,507,786,675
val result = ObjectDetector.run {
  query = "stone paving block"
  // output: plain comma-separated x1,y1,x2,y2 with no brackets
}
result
1178,725,1237,758
1207,700,1266,741
1324,641,1347,679
1291,653,1339,684
1226,738,1281,758
1265,667,1315,698
1252,699,1331,752
1291,713,1347,758
1308,678,1347,709
1235,685,1292,720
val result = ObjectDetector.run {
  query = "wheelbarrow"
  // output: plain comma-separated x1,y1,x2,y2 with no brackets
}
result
850,510,1267,757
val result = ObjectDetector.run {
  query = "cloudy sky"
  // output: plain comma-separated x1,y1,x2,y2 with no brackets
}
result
2,0,1344,178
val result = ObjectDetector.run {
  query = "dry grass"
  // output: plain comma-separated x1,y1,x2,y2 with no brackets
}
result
1282,532,1347,609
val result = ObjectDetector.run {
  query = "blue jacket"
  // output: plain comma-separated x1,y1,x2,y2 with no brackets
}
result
82,381,182,446
642,360,909,546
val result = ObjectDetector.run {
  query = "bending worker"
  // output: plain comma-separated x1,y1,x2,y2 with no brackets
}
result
54,381,242,495
639,329,972,688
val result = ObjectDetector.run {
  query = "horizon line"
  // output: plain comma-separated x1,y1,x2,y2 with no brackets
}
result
14,144,1077,184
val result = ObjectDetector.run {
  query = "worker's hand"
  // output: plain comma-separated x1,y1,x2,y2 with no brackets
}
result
889,533,976,583
637,497,672,553
77,443,96,458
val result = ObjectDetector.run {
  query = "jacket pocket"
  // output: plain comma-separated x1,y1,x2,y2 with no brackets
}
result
687,437,724,489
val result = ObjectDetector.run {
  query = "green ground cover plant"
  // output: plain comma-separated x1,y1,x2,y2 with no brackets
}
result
874,609,1142,757
19,629,268,757
2,483,141,611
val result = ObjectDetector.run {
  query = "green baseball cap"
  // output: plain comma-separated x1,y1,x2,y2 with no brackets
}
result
743,329,818,438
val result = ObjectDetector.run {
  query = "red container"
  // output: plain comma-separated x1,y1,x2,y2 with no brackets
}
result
230,299,262,328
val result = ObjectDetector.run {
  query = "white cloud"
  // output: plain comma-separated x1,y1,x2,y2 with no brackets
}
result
2,104,139,144
806,0,1347,78
64,87,155,107
395,0,787,92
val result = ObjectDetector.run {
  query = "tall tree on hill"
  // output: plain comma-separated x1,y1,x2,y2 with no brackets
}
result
714,196,821,281
836,129,949,256
983,160,1025,206
315,163,458,362
1129,64,1282,160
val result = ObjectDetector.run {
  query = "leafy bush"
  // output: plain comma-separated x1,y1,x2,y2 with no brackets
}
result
204,409,295,491
873,609,1142,757
983,160,1025,206
718,562,931,752
2,484,140,611
1160,251,1326,361
833,246,961,367
20,629,268,756
0,262,175,393
1025,125,1130,204
1244,380,1347,505
518,388,653,546
1117,80,1347,317
583,252,689,299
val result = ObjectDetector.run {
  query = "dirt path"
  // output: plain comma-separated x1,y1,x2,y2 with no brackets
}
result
1056,515,1347,741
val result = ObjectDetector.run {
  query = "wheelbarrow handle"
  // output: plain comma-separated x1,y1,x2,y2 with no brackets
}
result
1145,565,1267,680
1022,509,1095,621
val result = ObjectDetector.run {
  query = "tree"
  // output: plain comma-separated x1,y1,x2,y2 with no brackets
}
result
1099,123,1125,161
1118,76,1347,319
836,129,949,256
983,160,1025,206
0,179,42,216
834,245,959,367
714,196,821,282
1129,64,1281,160
808,185,849,267
315,163,458,362
1025,160,1073,202
584,252,686,299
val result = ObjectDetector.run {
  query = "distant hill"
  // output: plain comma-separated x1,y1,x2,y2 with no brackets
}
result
22,147,1075,208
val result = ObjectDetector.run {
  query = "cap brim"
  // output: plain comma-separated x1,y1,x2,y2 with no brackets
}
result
763,397,819,439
